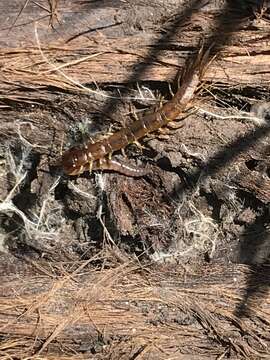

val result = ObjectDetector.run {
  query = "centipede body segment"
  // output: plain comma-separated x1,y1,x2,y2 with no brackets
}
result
62,46,210,177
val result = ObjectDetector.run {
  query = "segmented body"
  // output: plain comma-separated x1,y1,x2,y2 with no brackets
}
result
62,47,209,177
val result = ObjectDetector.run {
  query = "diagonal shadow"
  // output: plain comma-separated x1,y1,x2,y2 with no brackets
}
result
168,118,270,318
202,0,262,52
234,210,270,318
172,124,270,192
96,0,261,136
98,0,210,117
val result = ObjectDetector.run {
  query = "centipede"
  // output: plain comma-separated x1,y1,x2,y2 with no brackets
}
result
61,46,211,177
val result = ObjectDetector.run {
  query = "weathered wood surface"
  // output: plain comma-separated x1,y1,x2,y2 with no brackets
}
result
0,256,269,359
0,0,269,99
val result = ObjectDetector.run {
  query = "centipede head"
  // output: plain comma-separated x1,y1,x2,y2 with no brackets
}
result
62,147,88,176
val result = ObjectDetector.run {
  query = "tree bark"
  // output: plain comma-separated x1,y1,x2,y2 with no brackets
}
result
0,256,269,359
0,0,269,96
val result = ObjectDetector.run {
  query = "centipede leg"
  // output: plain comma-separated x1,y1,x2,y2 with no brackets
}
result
166,121,185,130
89,160,93,174
168,82,174,98
133,140,145,150
121,148,127,157
166,108,196,129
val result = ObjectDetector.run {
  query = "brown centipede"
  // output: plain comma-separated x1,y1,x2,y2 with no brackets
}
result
61,46,211,177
